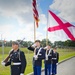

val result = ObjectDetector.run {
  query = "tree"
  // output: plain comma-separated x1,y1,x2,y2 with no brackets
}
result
41,39,52,47
64,40,75,47
21,41,33,47
54,41,64,48
0,40,2,47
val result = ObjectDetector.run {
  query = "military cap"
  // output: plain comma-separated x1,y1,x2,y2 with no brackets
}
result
35,40,41,43
12,41,19,46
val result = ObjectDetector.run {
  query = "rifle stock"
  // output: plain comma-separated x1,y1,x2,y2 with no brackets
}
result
3,55,10,63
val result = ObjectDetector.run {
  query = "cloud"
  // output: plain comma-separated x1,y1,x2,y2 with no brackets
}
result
0,23,45,42
39,14,47,25
0,0,34,40
0,0,33,25
50,0,75,23
0,0,35,41
0,24,16,40
0,0,48,42
0,0,31,14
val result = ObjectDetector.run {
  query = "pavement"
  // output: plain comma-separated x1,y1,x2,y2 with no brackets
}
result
41,57,75,75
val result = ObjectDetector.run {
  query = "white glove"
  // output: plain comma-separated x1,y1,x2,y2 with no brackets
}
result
1,61,5,66
34,55,38,60
56,63,58,65
38,53,42,56
20,73,24,75
44,46,48,49
32,44,36,48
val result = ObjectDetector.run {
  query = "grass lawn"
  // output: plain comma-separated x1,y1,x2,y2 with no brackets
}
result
0,47,75,75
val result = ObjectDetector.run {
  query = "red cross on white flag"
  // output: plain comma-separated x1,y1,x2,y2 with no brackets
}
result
48,10,75,41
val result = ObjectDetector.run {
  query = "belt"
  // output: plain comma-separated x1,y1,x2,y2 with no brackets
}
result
52,58,57,60
11,62,21,65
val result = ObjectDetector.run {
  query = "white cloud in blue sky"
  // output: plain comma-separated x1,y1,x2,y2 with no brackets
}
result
0,0,75,43
50,0,75,23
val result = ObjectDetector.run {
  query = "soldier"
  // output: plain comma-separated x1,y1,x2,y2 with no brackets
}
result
52,47,59,75
28,40,45,75
1,41,27,75
44,45,53,75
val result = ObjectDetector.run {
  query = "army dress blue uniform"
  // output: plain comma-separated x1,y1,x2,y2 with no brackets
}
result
52,51,59,75
44,49,53,75
5,49,27,75
28,46,45,75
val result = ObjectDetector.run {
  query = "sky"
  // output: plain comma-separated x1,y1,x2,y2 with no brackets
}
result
0,0,75,43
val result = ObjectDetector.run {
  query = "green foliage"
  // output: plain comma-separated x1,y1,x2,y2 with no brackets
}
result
41,39,52,47
1,39,75,48
0,47,75,75
54,40,75,47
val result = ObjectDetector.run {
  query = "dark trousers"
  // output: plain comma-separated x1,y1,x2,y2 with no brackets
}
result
33,65,41,75
52,63,57,74
11,65,21,75
45,64,51,75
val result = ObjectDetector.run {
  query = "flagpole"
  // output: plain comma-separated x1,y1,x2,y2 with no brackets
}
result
46,24,48,46
1,34,4,60
34,20,36,42
46,11,49,46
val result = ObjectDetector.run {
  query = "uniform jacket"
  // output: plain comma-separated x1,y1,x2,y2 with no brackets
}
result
5,49,27,75
28,46,45,66
44,49,53,64
52,51,59,64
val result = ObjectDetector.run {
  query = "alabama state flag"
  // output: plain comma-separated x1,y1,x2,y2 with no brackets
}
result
48,10,75,41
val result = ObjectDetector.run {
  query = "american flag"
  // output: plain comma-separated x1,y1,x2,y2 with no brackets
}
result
32,0,39,28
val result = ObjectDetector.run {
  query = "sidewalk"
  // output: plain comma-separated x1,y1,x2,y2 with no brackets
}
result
27,56,75,75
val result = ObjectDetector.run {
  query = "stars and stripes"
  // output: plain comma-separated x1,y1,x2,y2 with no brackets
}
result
32,0,39,28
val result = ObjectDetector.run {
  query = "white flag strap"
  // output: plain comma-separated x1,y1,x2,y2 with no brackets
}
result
34,48,36,56
48,49,52,56
37,48,42,56
34,47,42,56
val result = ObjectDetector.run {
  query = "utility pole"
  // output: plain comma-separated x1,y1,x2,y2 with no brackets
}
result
1,34,4,60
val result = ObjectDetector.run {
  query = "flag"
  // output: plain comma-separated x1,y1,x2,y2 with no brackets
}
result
48,10,75,41
32,0,39,28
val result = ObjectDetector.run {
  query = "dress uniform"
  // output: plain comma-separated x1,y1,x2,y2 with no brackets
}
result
44,46,53,75
2,42,27,75
5,49,26,75
28,46,45,75
28,40,45,75
52,48,59,75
